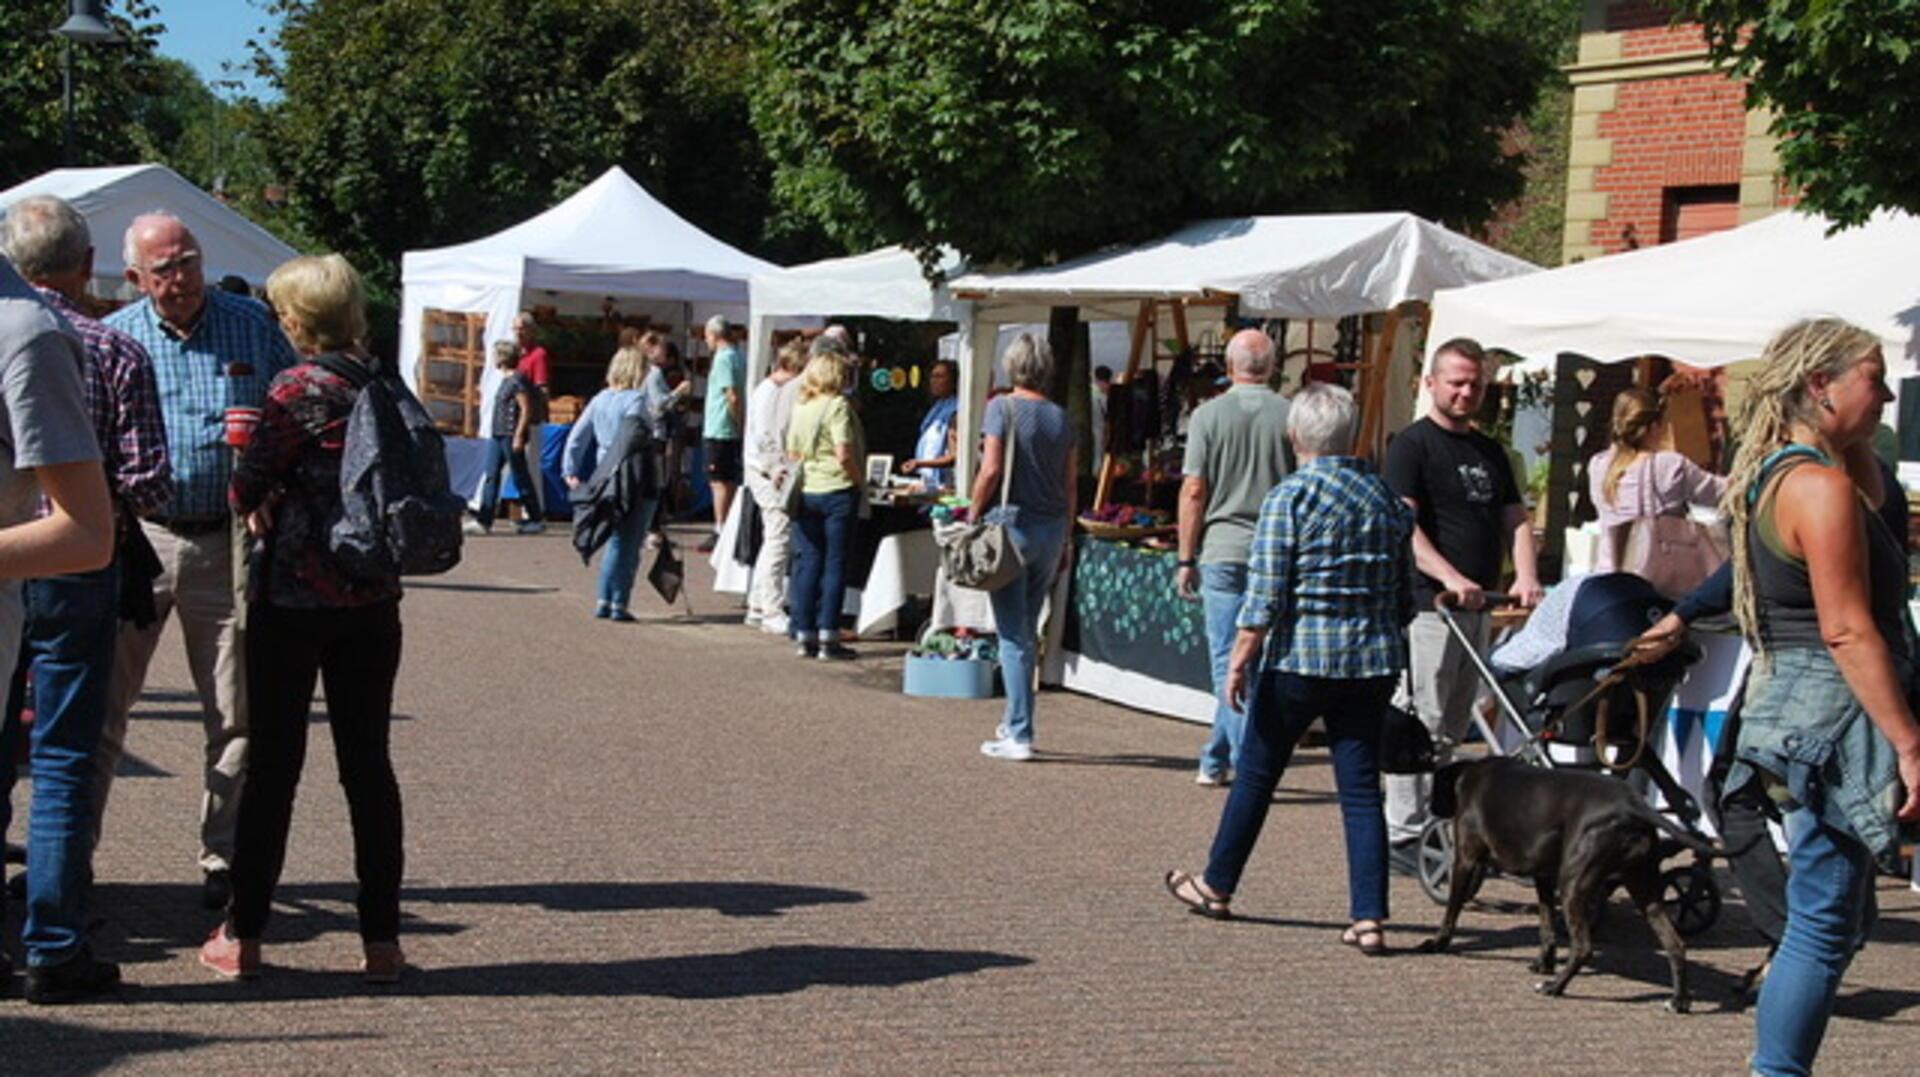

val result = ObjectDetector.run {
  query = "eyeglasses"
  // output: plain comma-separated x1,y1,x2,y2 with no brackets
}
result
139,251,202,279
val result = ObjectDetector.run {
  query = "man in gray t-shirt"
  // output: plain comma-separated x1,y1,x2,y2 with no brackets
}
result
1174,329,1291,785
0,256,118,1001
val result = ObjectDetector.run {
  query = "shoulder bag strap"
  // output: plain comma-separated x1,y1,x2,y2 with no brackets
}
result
997,398,1019,510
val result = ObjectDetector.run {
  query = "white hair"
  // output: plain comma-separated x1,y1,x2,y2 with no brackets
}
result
705,313,729,338
1288,382,1358,455
2,195,90,280
122,210,188,271
1002,333,1054,390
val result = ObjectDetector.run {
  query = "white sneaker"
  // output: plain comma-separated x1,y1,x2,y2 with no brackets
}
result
760,614,790,636
1195,768,1231,787
980,736,1033,762
462,518,488,537
744,611,763,627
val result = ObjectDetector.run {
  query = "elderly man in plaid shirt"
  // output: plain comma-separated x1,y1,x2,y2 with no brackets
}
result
101,212,296,910
1164,382,1413,955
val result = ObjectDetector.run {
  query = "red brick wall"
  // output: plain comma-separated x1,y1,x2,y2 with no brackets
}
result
1590,73,1748,253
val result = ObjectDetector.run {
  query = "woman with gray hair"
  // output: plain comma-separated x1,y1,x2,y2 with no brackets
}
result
1164,382,1414,955
971,334,1077,761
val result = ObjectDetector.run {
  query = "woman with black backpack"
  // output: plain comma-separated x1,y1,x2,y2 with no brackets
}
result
200,253,408,986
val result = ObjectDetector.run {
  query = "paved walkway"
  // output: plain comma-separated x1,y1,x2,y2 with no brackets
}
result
5,526,1918,1074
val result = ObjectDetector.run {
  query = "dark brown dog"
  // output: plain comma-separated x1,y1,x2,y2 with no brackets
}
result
1415,757,1744,1013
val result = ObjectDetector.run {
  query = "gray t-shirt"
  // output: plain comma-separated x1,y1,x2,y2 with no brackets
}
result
0,260,105,659
981,394,1072,520
1182,384,1291,564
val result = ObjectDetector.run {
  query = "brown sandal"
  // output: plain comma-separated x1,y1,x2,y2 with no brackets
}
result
1341,921,1387,956
1164,870,1232,920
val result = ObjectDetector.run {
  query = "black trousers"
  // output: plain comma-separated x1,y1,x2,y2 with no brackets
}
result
230,598,404,942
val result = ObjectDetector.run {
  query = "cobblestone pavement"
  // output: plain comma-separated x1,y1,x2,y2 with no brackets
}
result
5,526,1917,1074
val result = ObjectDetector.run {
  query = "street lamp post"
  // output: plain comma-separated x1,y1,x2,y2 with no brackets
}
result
53,0,124,166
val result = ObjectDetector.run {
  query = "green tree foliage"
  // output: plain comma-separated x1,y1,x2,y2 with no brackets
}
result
253,0,822,296
0,0,167,188
1681,0,1920,226
729,0,1572,269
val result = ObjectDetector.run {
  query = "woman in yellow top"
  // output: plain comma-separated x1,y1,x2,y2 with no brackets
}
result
785,346,864,660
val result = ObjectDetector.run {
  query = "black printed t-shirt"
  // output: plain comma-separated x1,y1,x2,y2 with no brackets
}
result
1381,416,1521,603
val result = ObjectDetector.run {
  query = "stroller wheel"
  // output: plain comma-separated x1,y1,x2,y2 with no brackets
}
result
1417,818,1454,905
1661,863,1721,937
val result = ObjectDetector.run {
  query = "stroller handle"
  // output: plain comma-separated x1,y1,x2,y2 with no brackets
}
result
1432,591,1519,612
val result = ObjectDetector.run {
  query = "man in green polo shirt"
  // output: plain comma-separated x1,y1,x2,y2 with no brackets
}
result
1173,329,1292,785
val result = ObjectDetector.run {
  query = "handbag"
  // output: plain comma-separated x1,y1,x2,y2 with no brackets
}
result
773,400,823,515
940,398,1024,591
1377,668,1438,774
1606,455,1727,598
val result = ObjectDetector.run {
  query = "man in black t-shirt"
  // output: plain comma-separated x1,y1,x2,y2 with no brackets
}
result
1380,337,1543,863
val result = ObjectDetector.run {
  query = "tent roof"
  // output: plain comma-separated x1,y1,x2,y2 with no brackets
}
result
948,213,1535,318
0,164,299,285
1426,209,1920,370
401,166,778,302
749,245,967,323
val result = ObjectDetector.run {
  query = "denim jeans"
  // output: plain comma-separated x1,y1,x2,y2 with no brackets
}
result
475,435,539,529
986,510,1068,745
598,498,659,611
1198,561,1249,776
789,488,857,641
232,598,404,943
1203,670,1392,923
0,563,120,966
1751,805,1877,1076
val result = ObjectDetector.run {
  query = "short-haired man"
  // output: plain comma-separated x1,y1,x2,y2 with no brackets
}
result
1175,329,1291,785
510,312,549,524
699,314,744,553
101,213,298,908
0,254,119,1002
1091,364,1114,473
1380,337,1542,865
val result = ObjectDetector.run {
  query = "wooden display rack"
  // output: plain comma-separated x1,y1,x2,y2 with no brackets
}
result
417,309,488,436
1089,298,1422,515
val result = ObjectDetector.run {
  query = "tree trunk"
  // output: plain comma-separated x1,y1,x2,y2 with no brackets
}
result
1047,306,1092,487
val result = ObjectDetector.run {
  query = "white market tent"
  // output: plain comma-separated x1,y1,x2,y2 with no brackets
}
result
948,213,1538,481
1425,208,1920,372
744,244,969,385
0,164,298,296
398,165,780,427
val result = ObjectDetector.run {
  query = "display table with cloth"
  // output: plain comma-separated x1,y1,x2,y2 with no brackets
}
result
448,424,570,520
1059,536,1215,722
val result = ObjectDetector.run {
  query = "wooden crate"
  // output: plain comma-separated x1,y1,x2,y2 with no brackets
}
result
418,310,488,436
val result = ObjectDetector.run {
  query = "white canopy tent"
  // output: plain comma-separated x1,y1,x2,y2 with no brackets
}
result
744,244,969,386
947,213,1538,483
0,164,298,297
1425,208,1920,372
398,165,780,430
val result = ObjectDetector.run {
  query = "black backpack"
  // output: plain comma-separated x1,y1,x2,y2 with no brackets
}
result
310,353,465,580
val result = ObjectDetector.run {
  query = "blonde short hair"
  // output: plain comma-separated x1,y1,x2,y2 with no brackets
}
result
606,345,647,390
798,352,847,402
265,254,368,353
492,339,520,369
776,338,809,375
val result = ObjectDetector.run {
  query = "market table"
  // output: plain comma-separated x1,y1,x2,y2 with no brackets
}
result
1059,536,1215,722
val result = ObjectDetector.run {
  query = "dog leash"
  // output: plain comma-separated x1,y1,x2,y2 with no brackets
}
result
1561,662,1652,773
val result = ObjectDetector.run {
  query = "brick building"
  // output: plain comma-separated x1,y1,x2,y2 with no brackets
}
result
1561,1,1794,263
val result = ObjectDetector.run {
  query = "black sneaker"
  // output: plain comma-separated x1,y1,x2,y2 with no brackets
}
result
202,869,233,910
817,643,858,662
795,640,819,659
695,532,719,554
25,950,121,1005
6,869,24,899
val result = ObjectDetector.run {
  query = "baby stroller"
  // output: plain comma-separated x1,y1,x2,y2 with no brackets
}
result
1412,573,1724,936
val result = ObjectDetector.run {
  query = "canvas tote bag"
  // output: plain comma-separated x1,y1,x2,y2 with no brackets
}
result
940,398,1024,591
1605,454,1726,598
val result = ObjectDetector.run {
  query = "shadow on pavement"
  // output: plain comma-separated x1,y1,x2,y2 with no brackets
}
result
91,882,468,967
0,1014,365,1071
1831,985,1920,1022
403,581,560,595
388,879,866,918
136,944,1031,1004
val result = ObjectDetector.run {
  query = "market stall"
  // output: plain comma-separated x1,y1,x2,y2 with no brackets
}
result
398,166,778,506
948,213,1537,720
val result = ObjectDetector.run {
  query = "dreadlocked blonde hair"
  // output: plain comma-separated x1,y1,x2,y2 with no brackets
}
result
1721,318,1883,651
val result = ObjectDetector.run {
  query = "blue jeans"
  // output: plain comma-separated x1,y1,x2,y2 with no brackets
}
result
986,511,1068,745
1198,562,1249,776
475,435,539,529
1751,805,1877,1076
598,498,659,611
789,488,857,641
1203,670,1392,923
0,564,120,966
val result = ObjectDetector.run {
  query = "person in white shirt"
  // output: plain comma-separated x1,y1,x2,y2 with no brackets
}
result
742,338,809,633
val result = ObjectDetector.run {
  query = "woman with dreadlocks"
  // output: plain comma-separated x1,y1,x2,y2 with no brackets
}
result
1721,318,1920,1076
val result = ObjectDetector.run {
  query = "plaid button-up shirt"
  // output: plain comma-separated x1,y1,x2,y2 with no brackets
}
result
1237,455,1415,678
36,287,172,519
106,289,298,520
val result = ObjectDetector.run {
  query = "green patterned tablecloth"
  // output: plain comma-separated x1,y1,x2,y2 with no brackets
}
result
1062,536,1211,693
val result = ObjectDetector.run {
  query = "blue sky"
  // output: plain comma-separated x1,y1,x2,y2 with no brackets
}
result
148,0,281,98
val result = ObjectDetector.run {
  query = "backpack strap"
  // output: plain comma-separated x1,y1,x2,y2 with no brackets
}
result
309,351,375,390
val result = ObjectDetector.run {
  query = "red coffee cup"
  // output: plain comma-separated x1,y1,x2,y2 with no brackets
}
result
224,406,262,448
